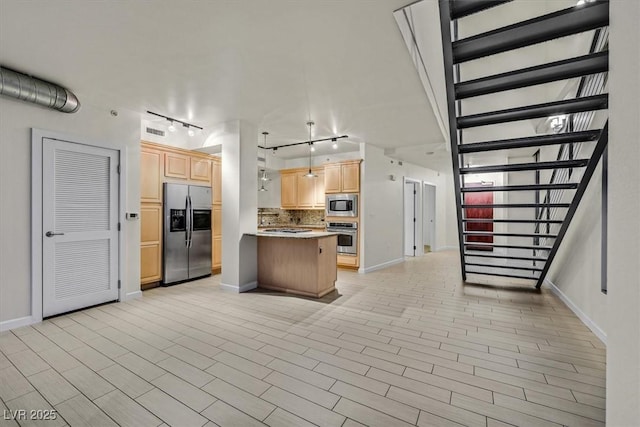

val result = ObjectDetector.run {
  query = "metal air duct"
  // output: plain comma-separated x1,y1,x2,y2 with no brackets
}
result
0,66,80,113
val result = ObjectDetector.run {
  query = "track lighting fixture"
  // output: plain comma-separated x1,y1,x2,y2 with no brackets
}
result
332,138,338,149
147,111,203,135
310,143,315,152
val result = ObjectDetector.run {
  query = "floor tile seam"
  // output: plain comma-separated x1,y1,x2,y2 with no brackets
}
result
333,392,421,426
497,390,605,424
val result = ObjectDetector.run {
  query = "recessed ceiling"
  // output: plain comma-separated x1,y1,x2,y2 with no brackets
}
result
0,0,445,165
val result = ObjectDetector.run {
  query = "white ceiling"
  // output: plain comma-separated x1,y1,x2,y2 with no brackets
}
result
0,0,446,166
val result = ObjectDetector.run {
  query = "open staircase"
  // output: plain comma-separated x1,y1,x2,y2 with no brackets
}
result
438,0,610,288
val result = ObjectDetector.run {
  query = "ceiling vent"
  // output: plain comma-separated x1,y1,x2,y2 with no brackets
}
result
0,66,80,113
146,127,165,137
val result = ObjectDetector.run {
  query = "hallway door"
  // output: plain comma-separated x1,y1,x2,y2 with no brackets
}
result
42,138,120,317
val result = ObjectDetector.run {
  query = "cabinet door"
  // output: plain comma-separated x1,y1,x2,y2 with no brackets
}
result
212,206,222,238
140,204,162,284
190,157,212,183
314,171,325,207
212,159,222,204
324,164,342,193
213,236,222,269
165,152,190,179
140,148,162,203
341,163,360,193
297,173,315,208
281,173,297,208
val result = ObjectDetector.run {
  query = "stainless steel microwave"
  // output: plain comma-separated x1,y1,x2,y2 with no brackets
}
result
326,194,358,217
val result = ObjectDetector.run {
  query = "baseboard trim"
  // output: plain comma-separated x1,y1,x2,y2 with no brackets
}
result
544,278,607,344
359,258,404,274
220,281,258,293
123,291,142,301
0,316,36,332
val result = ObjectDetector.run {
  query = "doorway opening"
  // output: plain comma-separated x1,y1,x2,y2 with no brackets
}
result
404,178,420,257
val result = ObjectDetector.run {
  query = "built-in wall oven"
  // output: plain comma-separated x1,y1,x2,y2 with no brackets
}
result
326,221,358,255
326,194,358,217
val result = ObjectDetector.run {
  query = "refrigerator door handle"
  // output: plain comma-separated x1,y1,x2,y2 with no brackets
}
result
185,195,191,247
188,195,194,248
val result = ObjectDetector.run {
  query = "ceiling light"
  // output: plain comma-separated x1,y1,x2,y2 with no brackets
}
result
310,144,315,152
332,138,338,149
147,111,203,135
305,121,317,178
260,169,271,181
550,115,567,132
259,182,268,192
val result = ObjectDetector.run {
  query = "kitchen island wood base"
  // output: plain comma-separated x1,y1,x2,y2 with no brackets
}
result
257,234,337,298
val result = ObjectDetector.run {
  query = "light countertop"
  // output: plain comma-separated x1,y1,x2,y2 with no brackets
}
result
246,231,338,239
258,224,326,229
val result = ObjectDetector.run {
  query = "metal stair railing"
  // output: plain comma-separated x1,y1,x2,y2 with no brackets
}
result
438,0,609,287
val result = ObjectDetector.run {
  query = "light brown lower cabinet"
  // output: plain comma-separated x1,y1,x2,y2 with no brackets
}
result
337,254,359,268
140,204,162,284
213,236,222,271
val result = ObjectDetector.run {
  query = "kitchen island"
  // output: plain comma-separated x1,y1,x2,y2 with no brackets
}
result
245,230,338,298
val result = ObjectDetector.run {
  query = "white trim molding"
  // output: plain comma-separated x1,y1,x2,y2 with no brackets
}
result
544,279,606,344
435,246,458,252
0,316,36,332
220,281,258,293
124,291,142,301
359,258,404,274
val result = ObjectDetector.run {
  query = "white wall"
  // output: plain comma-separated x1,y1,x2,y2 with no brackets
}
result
546,160,606,339
607,1,640,424
283,150,362,169
0,98,141,324
257,171,281,208
360,144,457,273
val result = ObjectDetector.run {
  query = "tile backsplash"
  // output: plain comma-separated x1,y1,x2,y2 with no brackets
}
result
258,208,325,227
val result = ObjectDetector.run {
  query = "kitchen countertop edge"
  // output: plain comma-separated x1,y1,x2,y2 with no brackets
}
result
245,231,339,239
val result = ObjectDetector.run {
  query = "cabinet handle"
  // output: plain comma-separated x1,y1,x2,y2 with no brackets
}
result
319,247,323,254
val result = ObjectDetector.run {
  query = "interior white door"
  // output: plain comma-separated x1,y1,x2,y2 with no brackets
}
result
42,138,119,317
404,181,416,256
423,184,436,250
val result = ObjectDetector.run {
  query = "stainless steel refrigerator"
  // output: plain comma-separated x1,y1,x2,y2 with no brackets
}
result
163,183,212,285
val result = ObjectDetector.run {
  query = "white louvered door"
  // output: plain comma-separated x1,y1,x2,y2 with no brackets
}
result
42,138,119,317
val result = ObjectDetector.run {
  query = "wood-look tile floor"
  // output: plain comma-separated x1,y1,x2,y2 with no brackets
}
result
0,251,606,427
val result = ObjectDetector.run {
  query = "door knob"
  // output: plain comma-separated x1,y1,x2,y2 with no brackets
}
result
45,231,64,237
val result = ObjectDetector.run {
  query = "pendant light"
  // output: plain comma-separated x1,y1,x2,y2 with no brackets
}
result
305,121,317,178
260,132,271,181
331,138,338,149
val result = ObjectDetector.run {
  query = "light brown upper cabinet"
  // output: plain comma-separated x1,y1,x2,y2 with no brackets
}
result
280,171,298,209
280,168,325,209
140,147,162,203
314,171,325,208
296,172,316,208
212,158,222,205
164,152,190,179
324,160,361,193
190,157,212,184
324,164,341,193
